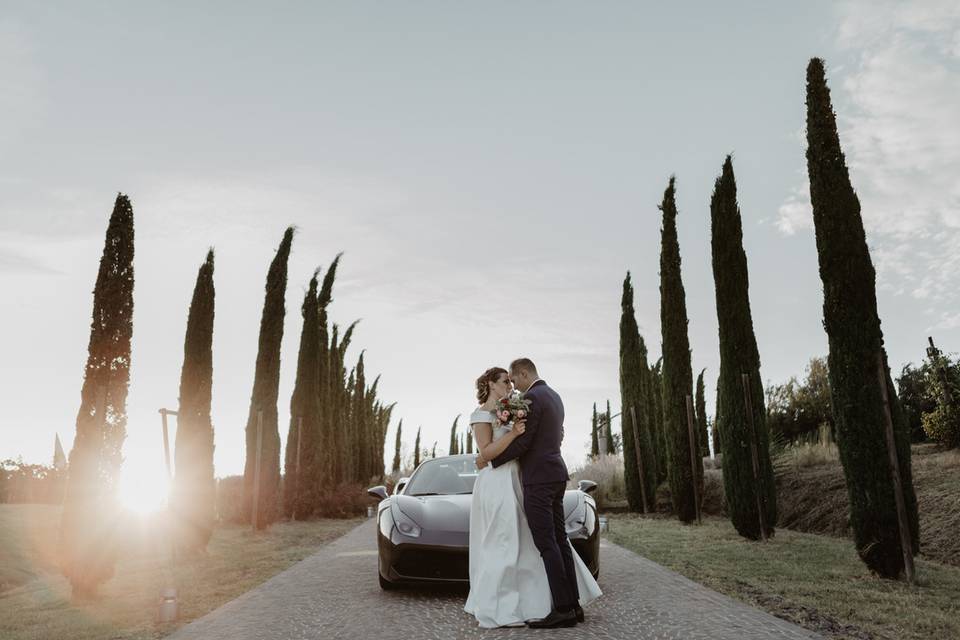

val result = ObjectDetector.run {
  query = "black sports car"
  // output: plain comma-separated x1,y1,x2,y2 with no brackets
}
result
367,454,600,590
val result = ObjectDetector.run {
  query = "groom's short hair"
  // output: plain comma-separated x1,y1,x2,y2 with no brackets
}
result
510,358,538,377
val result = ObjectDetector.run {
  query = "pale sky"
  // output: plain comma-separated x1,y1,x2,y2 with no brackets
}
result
2,2,958,487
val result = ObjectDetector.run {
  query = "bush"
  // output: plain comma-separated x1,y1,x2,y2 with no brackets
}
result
216,475,372,522
922,405,960,448
571,454,626,509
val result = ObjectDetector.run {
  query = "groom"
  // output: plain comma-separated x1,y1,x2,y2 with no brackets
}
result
484,358,581,628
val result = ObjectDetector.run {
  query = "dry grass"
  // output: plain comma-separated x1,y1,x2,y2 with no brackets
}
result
570,454,626,508
770,443,960,567
0,504,361,640
608,514,960,640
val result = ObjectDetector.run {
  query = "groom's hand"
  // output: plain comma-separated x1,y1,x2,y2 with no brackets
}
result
475,455,488,470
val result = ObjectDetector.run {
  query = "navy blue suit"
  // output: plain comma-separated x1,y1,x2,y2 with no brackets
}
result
491,379,579,611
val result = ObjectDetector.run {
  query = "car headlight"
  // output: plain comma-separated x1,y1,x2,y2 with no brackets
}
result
391,503,421,538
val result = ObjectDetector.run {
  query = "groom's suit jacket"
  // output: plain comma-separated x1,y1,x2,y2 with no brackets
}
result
491,379,570,485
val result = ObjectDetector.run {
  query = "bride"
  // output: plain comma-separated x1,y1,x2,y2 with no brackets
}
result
463,366,601,628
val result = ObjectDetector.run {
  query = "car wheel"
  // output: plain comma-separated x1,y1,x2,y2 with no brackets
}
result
379,572,399,590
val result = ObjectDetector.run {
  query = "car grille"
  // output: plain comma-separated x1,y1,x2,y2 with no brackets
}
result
395,548,468,580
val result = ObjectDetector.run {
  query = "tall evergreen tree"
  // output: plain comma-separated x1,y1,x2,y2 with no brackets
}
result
658,177,702,522
466,425,474,454
283,269,323,519
242,227,293,529
805,58,918,576
619,273,658,511
316,255,341,484
449,415,461,455
591,403,600,458
392,420,403,473
604,400,615,454
352,354,367,482
695,369,709,455
649,358,667,483
414,427,421,468
172,249,216,549
710,155,777,539
60,193,134,598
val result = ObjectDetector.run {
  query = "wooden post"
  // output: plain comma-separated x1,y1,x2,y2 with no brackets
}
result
159,409,178,482
927,336,954,405
740,373,768,541
877,351,916,583
251,409,264,531
685,395,701,525
292,416,303,521
597,416,608,457
629,406,649,513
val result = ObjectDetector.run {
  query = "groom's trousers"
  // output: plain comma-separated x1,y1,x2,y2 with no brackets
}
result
522,481,580,612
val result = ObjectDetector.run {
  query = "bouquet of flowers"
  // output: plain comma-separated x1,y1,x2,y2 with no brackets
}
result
496,390,532,426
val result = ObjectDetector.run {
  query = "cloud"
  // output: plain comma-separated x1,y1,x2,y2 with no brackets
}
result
777,0,960,318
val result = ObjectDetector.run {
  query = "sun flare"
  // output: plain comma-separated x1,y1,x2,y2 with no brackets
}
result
118,463,169,515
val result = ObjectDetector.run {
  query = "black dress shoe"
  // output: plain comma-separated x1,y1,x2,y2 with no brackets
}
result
528,609,578,629
574,605,584,623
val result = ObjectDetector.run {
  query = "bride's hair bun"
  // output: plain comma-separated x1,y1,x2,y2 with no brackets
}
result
476,367,508,403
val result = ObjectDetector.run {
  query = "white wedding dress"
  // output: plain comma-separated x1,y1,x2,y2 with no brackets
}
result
463,409,602,628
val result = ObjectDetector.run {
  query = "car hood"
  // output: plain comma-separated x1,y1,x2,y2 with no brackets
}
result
394,494,472,533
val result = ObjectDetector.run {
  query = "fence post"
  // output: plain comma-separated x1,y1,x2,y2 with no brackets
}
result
876,351,916,583
629,406,649,514
685,395,702,525
252,408,264,531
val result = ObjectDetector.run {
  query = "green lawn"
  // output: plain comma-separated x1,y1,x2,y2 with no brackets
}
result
0,504,361,640
607,514,960,640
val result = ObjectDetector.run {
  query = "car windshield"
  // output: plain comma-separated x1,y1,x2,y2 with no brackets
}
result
404,457,478,496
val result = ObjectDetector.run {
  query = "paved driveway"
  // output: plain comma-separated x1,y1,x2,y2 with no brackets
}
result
168,519,821,639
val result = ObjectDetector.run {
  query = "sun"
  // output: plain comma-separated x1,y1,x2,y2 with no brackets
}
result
117,463,169,515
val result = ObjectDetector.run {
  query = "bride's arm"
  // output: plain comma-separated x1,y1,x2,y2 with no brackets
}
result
472,421,525,462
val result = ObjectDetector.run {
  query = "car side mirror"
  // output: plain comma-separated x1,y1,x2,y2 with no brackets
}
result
394,478,409,495
367,485,388,501
578,480,598,494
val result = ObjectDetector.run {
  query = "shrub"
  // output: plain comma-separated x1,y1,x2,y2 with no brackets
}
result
571,454,626,509
922,405,960,448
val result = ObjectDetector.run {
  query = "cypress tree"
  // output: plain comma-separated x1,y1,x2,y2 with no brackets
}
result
242,227,293,529
392,420,402,473
431,442,437,458
658,177,702,522
619,273,658,510
649,358,667,483
695,369,709,456
283,269,323,519
805,58,918,576
449,415,461,455
316,255,341,485
591,403,600,458
604,400,615,454
60,193,134,598
414,427,421,468
171,249,216,550
352,355,367,482
710,155,777,539
327,324,342,482
466,425,474,454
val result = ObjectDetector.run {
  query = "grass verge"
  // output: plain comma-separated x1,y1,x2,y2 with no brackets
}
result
0,504,361,640
607,513,960,640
